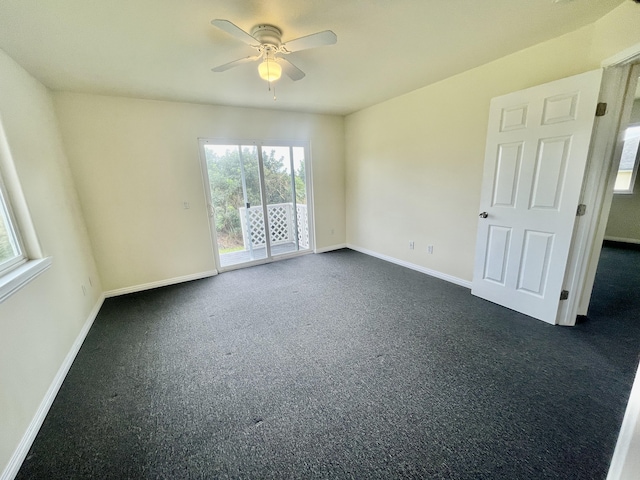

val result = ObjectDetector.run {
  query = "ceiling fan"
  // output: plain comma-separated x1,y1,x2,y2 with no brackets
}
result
211,19,337,83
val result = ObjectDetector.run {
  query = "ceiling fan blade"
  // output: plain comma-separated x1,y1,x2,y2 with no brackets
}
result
211,19,258,46
277,57,305,81
212,55,261,72
281,30,337,53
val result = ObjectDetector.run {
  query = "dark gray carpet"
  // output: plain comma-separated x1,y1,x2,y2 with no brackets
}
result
16,247,640,479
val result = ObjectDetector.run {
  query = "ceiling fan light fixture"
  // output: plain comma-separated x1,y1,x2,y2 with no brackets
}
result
258,58,282,82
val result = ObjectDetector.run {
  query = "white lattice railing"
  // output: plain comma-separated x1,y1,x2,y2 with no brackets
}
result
296,204,309,249
239,203,309,250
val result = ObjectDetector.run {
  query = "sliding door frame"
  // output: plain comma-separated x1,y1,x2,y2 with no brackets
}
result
198,138,315,273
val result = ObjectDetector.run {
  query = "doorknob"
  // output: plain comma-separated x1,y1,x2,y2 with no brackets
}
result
479,212,489,218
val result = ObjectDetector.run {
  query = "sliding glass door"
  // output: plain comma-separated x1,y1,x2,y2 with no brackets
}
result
200,140,311,271
261,145,310,258
202,144,266,268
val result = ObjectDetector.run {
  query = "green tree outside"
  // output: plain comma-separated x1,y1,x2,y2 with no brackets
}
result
0,217,17,263
205,145,306,252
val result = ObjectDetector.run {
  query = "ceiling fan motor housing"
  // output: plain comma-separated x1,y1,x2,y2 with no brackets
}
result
250,25,282,46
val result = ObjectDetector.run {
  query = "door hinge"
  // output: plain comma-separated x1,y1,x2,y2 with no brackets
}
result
560,290,569,301
595,102,607,117
576,204,587,216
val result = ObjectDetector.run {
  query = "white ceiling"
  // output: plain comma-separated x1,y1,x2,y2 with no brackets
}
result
0,0,625,115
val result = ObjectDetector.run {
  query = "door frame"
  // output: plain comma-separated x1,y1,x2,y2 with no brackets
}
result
258,140,316,262
197,138,315,273
558,51,640,326
590,40,640,480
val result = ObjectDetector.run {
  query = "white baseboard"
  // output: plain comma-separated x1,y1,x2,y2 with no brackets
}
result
104,270,218,298
1,293,105,480
314,243,347,254
346,244,472,289
604,236,640,245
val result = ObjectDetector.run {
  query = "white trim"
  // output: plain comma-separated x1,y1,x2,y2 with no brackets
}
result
303,143,316,254
607,365,640,480
0,257,52,304
604,236,640,245
556,67,627,325
571,63,640,320
271,249,313,262
346,244,472,289
218,249,314,273
0,293,105,480
196,139,220,272
613,123,640,194
314,243,347,254
218,258,267,273
594,53,640,480
104,270,218,298
602,42,640,68
0,115,44,261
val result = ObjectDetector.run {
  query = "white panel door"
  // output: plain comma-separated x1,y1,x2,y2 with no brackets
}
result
472,70,603,324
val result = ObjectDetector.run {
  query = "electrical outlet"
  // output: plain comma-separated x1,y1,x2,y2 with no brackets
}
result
409,241,414,250
183,201,190,210
427,245,434,254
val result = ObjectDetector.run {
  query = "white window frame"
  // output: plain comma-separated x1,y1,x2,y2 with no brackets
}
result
613,122,640,194
0,118,51,303
0,174,27,275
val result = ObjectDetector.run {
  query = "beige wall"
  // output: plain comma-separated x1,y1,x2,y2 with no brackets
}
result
631,99,640,124
345,1,640,283
53,93,345,292
606,171,640,242
345,25,597,281
0,49,101,474
590,1,640,65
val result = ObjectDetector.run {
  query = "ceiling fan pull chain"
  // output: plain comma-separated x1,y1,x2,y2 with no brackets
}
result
265,59,277,100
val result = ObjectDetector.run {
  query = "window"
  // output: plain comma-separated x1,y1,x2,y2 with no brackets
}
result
0,121,51,303
614,125,640,194
0,176,26,275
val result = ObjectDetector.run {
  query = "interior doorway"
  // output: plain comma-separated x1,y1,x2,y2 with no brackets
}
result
575,62,640,324
601,67,640,247
199,140,313,271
